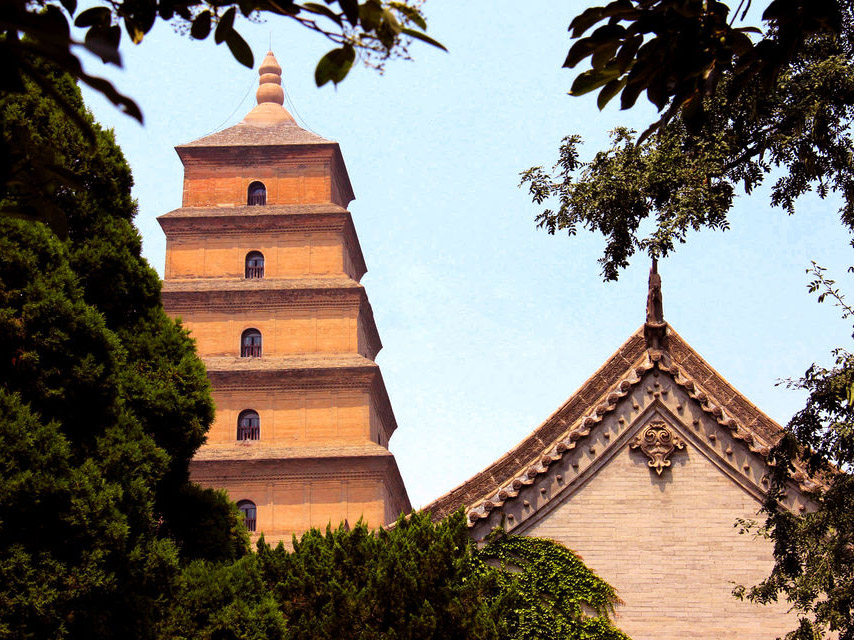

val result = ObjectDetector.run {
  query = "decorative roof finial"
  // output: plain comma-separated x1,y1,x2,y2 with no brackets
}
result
243,50,295,126
644,257,667,350
256,50,284,106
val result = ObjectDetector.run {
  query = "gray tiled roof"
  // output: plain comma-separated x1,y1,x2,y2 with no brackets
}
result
178,120,332,148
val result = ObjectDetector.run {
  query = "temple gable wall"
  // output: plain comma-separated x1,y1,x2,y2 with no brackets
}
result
523,438,795,640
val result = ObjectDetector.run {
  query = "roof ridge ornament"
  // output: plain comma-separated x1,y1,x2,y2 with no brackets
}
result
644,257,667,351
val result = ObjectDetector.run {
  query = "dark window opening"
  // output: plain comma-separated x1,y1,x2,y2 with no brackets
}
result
247,181,266,206
245,251,264,279
237,500,257,532
241,328,262,358
237,410,260,441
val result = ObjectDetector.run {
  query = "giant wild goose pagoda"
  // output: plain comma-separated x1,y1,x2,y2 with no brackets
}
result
159,52,819,640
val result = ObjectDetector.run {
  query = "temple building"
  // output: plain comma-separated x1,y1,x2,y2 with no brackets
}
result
157,53,817,638
425,260,818,640
158,51,410,544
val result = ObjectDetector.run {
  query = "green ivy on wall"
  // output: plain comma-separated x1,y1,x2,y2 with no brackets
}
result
477,528,630,640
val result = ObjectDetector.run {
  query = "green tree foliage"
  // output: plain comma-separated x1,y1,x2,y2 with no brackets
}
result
522,4,854,280
564,0,840,138
159,511,629,640
728,266,854,640
0,62,248,638
524,1,854,637
0,219,179,638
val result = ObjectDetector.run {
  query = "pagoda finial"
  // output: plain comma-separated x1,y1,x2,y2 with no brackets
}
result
644,257,667,350
243,50,295,126
256,50,284,106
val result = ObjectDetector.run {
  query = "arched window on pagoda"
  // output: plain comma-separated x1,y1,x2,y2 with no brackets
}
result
247,181,266,206
237,500,257,531
240,328,262,358
245,251,264,279
237,410,260,441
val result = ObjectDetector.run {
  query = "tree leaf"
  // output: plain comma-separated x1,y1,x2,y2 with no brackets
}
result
338,0,359,26
74,6,111,28
570,69,616,97
158,0,175,20
359,0,383,31
215,7,236,44
84,25,121,65
597,77,626,110
38,5,71,39
591,39,621,70
389,1,426,30
190,11,211,40
302,2,342,26
225,29,253,68
564,39,595,69
399,27,446,51
614,34,642,74
124,17,145,44
600,0,636,21
314,44,355,86
569,7,604,38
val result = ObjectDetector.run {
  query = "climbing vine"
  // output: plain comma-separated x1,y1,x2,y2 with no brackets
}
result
476,529,630,640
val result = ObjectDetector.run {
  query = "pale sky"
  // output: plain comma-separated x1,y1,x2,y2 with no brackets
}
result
78,2,854,509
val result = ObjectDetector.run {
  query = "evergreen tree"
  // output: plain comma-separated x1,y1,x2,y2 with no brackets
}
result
0,62,248,638
159,511,629,640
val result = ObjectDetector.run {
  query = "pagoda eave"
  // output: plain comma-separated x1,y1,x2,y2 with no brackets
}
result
193,441,395,463
162,276,362,293
205,360,399,439
189,453,411,514
158,203,350,220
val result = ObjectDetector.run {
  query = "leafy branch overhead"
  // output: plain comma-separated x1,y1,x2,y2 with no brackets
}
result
524,1,854,281
566,0,841,140
2,0,445,124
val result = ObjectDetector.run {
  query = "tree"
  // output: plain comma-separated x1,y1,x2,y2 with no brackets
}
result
158,511,630,640
522,0,854,280
0,59,248,638
522,1,854,637
563,0,840,138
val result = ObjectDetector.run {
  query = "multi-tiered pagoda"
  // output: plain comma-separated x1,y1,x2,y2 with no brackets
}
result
158,52,410,544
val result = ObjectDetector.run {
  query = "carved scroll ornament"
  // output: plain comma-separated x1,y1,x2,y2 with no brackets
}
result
631,421,684,475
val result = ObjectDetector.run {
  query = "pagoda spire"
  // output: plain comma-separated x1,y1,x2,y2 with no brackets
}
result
243,50,295,126
644,257,667,350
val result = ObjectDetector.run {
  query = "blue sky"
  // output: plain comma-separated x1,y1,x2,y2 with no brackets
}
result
78,2,854,508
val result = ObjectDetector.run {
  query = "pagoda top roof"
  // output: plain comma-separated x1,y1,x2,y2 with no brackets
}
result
178,50,333,149
177,119,332,148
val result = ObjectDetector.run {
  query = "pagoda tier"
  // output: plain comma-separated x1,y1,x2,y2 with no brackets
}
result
158,51,410,544
158,204,367,281
161,281,383,360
